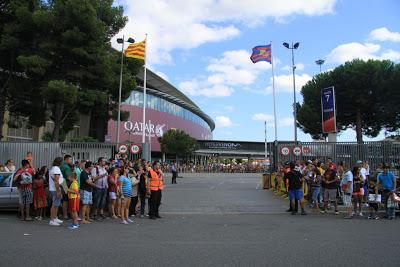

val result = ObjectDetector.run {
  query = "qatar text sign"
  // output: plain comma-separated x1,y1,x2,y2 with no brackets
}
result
321,86,336,133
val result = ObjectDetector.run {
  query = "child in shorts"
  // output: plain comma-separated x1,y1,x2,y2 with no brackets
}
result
68,173,80,229
367,180,379,220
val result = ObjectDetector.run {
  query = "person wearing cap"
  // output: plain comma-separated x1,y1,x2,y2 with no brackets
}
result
377,164,397,218
284,162,307,215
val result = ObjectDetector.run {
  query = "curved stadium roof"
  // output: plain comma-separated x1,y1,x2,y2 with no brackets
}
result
136,68,215,131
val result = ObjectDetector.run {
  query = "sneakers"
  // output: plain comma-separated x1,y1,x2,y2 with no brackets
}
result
155,215,162,219
55,218,63,224
127,218,134,223
121,220,129,225
49,220,60,226
335,211,340,215
301,211,307,215
68,224,79,230
359,212,363,217
320,210,326,214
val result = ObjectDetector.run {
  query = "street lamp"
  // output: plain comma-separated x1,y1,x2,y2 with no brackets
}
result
283,42,300,142
116,36,135,144
315,59,325,73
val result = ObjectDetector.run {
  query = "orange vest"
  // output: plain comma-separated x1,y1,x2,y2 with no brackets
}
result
149,169,164,191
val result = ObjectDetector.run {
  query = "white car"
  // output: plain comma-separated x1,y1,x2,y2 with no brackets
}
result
0,172,20,208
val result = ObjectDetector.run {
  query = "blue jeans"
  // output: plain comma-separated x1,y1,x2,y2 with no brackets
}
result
310,187,321,203
140,192,147,215
388,207,396,218
93,188,107,209
289,189,303,201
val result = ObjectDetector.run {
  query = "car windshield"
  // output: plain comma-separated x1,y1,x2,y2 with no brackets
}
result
0,172,14,187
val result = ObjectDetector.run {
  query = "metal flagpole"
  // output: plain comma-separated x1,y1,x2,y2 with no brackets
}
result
149,119,152,162
117,35,125,144
264,121,267,171
270,41,278,141
142,34,148,160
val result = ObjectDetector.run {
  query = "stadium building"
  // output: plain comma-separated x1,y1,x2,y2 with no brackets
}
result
107,69,215,154
1,69,215,152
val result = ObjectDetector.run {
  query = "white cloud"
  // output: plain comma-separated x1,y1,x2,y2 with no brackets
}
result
215,116,234,128
369,27,400,42
326,42,400,64
380,49,400,61
179,79,234,97
281,63,305,71
252,113,274,122
179,49,270,97
262,73,313,94
326,42,381,64
113,0,337,65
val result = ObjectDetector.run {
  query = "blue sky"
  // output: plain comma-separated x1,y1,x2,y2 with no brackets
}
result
113,0,400,142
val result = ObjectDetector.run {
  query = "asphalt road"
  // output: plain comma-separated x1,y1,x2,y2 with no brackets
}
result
1,173,399,267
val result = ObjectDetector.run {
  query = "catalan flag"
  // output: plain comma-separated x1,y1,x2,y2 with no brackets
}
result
124,39,146,60
250,44,272,64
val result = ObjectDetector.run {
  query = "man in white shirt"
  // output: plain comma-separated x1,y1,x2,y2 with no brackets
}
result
48,157,65,226
4,159,16,172
91,157,108,220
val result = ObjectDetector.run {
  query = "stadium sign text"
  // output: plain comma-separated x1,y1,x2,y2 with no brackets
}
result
124,120,166,138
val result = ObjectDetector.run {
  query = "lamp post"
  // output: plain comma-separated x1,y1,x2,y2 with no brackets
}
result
283,42,300,142
116,36,135,144
315,59,325,73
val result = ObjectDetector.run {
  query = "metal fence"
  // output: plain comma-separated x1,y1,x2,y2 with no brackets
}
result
1,141,399,172
0,141,119,168
275,141,400,170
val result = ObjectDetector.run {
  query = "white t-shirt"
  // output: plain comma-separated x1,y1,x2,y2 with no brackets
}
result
91,166,108,189
360,167,368,182
49,166,64,192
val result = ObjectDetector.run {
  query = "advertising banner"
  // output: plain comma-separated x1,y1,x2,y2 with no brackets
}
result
321,86,336,133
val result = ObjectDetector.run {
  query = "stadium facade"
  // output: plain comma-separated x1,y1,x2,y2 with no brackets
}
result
1,69,215,148
107,69,215,152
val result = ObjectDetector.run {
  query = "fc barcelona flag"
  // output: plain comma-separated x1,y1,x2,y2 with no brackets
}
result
250,45,272,64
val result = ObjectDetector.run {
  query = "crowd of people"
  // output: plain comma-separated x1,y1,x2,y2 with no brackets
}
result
161,162,266,173
4,152,166,229
275,158,400,219
2,152,400,228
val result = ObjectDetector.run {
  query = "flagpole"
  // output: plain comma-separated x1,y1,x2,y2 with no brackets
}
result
264,121,267,171
117,35,125,144
270,41,278,141
142,34,147,144
142,34,149,161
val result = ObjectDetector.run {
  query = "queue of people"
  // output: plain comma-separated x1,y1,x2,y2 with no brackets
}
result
278,158,399,220
8,153,165,229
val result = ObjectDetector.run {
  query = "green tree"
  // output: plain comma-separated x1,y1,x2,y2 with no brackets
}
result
1,0,141,141
158,129,199,160
297,59,398,143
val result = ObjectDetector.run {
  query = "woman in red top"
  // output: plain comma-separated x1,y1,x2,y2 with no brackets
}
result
33,166,47,220
108,168,119,219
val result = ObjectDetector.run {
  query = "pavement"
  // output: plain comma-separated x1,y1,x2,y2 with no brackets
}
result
1,173,399,267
